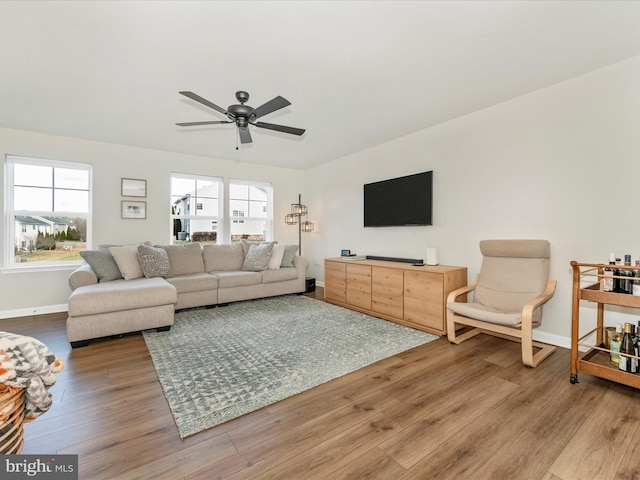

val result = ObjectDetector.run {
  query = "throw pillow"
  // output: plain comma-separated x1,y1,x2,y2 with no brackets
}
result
137,244,172,278
267,244,286,270
241,242,275,272
280,245,298,268
240,238,277,257
79,249,123,282
108,245,145,280
161,242,205,276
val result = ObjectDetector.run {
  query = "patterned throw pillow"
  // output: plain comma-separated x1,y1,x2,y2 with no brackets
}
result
241,242,275,272
137,244,172,278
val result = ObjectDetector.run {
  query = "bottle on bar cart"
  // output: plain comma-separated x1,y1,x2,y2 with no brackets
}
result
610,323,623,367
603,253,616,292
619,322,636,373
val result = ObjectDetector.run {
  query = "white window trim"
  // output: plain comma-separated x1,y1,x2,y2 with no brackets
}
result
170,172,224,244
3,155,92,272
228,178,273,242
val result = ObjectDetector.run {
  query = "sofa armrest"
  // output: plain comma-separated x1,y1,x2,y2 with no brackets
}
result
68,262,98,290
293,255,309,276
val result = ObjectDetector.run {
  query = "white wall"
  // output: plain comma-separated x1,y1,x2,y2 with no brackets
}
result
305,55,640,346
0,127,304,317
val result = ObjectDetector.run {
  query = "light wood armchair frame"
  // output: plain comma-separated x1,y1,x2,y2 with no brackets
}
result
446,240,557,368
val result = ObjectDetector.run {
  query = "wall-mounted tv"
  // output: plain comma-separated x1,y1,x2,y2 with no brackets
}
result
364,171,433,227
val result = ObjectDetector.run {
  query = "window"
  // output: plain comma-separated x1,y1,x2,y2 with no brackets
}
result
229,180,272,243
171,173,222,244
5,155,92,267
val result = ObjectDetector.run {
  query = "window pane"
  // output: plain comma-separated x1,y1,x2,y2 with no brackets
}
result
55,189,89,212
171,177,195,196
14,164,52,187
229,198,247,215
55,168,89,190
13,215,87,263
229,183,248,199
250,186,268,201
14,186,52,211
196,180,218,198
195,197,219,216
230,219,266,243
249,200,267,217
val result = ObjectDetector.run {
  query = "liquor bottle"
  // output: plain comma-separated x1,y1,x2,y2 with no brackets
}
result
614,257,622,292
636,321,640,374
634,260,640,296
632,324,638,374
603,253,616,292
619,323,635,373
619,255,635,294
610,323,623,367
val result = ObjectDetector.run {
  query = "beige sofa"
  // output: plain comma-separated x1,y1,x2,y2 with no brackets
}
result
67,241,308,347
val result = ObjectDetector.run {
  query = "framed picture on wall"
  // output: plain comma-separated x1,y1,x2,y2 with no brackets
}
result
121,200,147,219
121,178,147,198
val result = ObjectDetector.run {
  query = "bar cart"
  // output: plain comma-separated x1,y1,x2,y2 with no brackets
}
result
570,261,640,388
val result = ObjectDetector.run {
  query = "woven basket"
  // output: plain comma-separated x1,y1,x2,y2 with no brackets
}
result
0,384,26,454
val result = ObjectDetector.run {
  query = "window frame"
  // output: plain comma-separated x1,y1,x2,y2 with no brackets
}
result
228,179,273,243
170,172,224,244
4,155,92,271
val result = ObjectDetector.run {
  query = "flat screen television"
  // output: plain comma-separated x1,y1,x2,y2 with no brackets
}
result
364,171,433,227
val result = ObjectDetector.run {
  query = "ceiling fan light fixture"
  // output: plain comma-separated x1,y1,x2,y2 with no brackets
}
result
177,90,305,146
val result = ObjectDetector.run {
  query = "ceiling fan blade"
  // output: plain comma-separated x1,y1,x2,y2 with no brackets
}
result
179,91,228,116
238,127,252,144
253,121,305,136
251,96,291,119
176,121,233,126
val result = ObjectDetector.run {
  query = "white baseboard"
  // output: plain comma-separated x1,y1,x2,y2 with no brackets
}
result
0,304,68,320
533,330,571,350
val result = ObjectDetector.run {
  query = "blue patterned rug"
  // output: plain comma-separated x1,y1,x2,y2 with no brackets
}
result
142,295,437,438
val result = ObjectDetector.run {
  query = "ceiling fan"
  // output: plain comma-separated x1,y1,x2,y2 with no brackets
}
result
176,90,305,145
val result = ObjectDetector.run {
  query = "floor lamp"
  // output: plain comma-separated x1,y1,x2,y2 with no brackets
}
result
285,193,314,255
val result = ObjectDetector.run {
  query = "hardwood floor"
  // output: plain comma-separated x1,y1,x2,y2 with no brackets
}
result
3,287,640,479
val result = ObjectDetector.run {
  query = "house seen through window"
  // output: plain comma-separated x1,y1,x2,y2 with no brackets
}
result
5,155,92,266
171,173,223,244
229,179,272,242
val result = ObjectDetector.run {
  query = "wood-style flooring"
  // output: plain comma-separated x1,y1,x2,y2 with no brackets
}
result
3,287,640,480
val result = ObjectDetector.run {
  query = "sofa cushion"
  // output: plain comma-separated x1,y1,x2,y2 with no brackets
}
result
79,249,122,282
267,244,286,270
203,243,244,272
242,242,274,272
261,267,298,284
214,271,261,288
68,277,177,316
162,243,205,276
166,273,218,294
138,244,172,278
109,244,145,280
281,245,298,268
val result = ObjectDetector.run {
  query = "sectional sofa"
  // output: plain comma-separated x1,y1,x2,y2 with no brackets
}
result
66,241,308,347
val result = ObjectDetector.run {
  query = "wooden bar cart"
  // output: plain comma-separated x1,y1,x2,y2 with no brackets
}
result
570,261,640,388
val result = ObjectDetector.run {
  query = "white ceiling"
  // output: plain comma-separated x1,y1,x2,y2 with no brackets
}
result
3,1,640,170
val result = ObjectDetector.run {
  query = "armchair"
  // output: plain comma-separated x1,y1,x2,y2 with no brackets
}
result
446,239,557,367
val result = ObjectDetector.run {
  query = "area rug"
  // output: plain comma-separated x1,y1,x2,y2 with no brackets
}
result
142,295,437,438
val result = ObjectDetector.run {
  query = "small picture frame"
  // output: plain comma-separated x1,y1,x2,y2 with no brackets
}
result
121,200,147,219
121,178,147,198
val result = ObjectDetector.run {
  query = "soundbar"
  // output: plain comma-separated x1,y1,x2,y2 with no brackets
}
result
365,255,424,264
